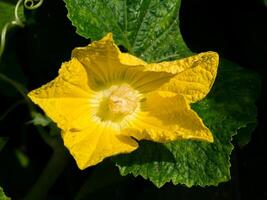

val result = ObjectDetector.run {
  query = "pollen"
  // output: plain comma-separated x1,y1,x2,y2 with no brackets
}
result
96,84,139,122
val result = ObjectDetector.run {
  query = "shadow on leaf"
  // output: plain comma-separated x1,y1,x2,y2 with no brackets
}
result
113,140,175,166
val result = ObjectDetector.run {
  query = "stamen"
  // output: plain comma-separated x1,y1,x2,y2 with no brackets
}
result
96,84,139,122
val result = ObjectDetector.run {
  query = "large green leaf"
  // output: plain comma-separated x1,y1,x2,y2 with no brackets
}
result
64,0,190,61
64,0,260,187
0,186,10,200
114,59,259,187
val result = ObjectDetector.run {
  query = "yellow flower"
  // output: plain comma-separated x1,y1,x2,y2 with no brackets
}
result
28,33,219,169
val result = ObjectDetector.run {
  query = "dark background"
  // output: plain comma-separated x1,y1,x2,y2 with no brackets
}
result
0,0,266,199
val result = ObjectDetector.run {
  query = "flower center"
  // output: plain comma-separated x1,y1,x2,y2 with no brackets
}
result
96,84,139,122
108,85,138,115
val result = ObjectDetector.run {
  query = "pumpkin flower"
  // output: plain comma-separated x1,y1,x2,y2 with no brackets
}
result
28,33,219,170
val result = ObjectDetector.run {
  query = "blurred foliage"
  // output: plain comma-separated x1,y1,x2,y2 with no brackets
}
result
0,137,9,200
0,186,10,200
0,138,8,151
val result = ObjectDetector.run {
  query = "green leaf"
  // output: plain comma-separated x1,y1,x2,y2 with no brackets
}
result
0,137,8,151
64,0,260,187
215,59,260,148
64,0,190,61
235,123,257,147
114,59,260,187
0,186,10,200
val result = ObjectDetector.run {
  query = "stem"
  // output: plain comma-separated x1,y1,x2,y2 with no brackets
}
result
24,145,70,200
0,23,11,59
14,0,25,27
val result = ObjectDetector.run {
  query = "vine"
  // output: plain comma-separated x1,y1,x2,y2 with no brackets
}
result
24,0,44,10
0,0,44,59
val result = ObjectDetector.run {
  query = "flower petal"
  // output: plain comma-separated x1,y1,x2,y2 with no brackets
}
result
62,123,138,169
72,33,126,89
119,52,146,66
124,91,213,143
72,33,173,93
145,52,219,103
28,58,95,130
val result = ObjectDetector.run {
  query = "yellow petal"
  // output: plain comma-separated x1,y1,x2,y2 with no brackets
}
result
124,91,213,143
119,52,147,66
127,70,174,93
72,33,142,89
145,52,219,103
28,58,95,130
72,33,125,89
72,33,173,93
62,122,138,169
